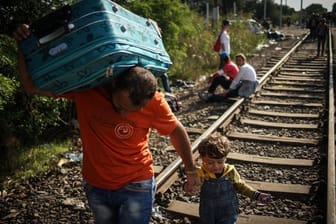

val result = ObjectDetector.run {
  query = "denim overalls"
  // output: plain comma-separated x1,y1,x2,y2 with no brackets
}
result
199,176,239,224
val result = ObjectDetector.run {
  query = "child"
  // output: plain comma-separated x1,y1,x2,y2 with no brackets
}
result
195,133,271,224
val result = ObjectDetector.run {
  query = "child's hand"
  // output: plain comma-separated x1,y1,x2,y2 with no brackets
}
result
258,193,272,203
183,173,201,195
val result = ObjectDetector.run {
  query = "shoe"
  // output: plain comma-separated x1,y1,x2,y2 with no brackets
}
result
198,92,213,101
198,92,208,101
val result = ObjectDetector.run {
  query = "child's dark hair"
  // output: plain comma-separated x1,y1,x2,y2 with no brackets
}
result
198,133,230,159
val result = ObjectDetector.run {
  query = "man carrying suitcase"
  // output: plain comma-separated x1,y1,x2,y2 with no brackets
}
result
14,24,201,224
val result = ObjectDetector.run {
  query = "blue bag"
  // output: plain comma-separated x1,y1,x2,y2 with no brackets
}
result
20,0,172,94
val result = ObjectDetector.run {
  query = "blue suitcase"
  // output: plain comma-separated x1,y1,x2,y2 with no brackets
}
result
20,0,172,94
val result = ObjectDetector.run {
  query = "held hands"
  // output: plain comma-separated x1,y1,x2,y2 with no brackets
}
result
257,192,272,203
183,173,201,195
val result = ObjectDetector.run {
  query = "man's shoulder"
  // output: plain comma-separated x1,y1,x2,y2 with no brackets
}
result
145,91,165,108
153,91,165,100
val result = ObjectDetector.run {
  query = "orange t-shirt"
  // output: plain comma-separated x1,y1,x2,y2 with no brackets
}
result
60,87,178,190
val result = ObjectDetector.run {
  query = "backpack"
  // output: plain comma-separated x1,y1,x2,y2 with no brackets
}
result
164,92,181,112
213,35,221,52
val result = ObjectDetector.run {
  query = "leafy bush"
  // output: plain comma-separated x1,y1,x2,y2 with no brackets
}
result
0,34,72,148
229,20,267,57
113,0,218,80
0,1,267,148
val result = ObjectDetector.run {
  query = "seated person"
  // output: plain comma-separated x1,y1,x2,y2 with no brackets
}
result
199,52,239,101
201,53,259,102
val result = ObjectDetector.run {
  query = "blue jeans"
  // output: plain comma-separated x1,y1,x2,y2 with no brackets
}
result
199,177,239,224
83,177,156,224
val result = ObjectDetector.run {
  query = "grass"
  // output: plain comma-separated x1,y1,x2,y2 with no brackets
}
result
0,139,71,189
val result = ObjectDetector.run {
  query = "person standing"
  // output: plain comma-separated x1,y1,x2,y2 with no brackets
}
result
196,133,271,224
218,19,231,69
316,18,329,57
307,14,319,41
13,24,201,224
286,17,291,27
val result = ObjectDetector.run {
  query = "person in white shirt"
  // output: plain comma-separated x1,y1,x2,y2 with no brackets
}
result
223,53,259,98
219,19,231,69
199,54,258,103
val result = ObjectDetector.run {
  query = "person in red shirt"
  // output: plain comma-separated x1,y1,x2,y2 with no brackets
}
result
14,24,201,224
199,52,239,102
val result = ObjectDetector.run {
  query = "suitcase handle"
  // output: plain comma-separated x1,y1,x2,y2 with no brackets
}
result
38,23,75,45
30,5,73,44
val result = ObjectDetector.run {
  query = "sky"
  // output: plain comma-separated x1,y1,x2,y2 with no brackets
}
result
278,0,334,12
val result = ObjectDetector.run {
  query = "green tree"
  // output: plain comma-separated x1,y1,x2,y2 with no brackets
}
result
0,35,70,147
0,0,74,36
113,0,217,79
305,4,328,17
0,1,74,149
0,0,267,149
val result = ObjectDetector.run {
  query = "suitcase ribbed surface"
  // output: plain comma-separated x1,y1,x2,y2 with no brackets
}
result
21,0,172,94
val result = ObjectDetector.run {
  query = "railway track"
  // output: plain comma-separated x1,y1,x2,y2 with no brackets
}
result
152,31,335,224
1,29,334,224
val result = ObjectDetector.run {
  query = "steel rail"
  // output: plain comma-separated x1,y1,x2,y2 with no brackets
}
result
327,28,335,224
257,32,309,87
156,98,243,188
155,33,308,190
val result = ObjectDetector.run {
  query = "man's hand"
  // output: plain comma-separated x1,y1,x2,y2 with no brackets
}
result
13,24,30,41
183,173,201,195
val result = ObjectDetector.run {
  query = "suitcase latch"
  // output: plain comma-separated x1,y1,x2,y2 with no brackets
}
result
104,66,113,77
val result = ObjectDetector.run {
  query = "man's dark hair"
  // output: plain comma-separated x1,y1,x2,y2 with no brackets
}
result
114,66,157,106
